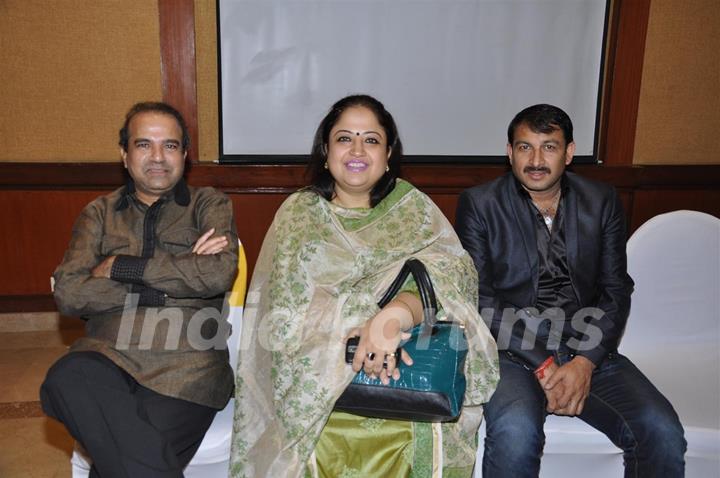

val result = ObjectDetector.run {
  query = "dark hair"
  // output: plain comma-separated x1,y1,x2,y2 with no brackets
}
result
118,102,190,152
507,104,574,146
306,94,403,207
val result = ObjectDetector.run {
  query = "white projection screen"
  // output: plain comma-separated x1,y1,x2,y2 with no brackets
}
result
218,0,609,163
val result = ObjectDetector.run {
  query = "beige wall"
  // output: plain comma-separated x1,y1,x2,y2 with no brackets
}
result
633,0,720,165
0,0,162,162
195,0,219,162
2,1,717,165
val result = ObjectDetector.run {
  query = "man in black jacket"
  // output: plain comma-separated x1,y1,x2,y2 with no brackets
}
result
456,104,685,477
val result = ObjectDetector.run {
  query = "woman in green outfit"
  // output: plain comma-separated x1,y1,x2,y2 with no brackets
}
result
230,95,498,478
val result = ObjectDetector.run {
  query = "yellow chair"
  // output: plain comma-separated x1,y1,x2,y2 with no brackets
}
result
184,241,247,477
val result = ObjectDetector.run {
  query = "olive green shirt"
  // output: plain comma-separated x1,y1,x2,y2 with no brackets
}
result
53,179,238,409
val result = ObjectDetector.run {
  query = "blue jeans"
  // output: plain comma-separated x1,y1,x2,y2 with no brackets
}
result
482,349,686,478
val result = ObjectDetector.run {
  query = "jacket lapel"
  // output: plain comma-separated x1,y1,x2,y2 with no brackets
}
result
563,176,580,293
505,176,539,288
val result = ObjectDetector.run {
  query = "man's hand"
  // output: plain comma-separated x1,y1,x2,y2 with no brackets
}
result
537,361,565,412
91,256,116,278
543,356,595,416
192,228,228,255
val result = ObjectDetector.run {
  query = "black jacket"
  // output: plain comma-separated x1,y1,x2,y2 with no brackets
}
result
455,171,634,368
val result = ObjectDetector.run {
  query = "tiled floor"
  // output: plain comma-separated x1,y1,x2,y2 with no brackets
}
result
0,313,84,478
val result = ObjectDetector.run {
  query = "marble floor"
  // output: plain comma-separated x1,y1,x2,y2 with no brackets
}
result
0,313,84,477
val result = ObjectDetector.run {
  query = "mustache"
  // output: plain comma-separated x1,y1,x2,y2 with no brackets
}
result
523,166,551,174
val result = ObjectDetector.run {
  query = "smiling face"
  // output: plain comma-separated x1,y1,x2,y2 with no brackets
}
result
326,106,391,208
507,122,575,197
120,111,186,205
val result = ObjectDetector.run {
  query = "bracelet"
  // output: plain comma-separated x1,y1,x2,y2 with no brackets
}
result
393,297,414,313
534,356,555,380
392,297,416,329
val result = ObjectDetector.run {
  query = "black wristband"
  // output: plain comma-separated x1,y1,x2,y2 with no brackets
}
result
110,255,148,285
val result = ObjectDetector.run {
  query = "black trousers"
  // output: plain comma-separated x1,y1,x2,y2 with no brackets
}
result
40,351,217,478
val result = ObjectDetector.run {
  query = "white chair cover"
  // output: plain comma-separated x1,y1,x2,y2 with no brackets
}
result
621,210,720,476
184,243,247,477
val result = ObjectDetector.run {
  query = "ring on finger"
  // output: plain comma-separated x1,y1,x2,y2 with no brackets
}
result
366,352,376,361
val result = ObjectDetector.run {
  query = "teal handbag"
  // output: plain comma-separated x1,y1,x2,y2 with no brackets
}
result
334,259,468,422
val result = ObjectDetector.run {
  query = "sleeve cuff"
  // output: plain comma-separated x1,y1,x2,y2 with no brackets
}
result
111,255,148,284
524,349,552,370
502,347,551,370
131,284,166,307
576,346,609,367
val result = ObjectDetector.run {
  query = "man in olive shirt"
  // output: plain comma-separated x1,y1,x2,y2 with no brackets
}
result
41,102,238,477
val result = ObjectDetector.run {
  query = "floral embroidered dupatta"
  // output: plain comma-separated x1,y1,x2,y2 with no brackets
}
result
230,180,498,477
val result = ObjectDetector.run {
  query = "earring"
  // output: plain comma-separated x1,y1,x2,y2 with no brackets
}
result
324,161,329,170
385,165,390,173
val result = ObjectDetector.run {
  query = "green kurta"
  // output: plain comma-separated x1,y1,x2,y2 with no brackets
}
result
230,180,498,477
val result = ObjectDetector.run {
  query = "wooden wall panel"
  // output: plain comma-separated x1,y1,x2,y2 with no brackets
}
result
427,194,461,225
0,190,111,295
630,189,720,232
601,0,651,165
159,0,199,163
1,163,718,311
229,194,289,277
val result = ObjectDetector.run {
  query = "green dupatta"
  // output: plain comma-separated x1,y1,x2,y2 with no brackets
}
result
230,180,498,477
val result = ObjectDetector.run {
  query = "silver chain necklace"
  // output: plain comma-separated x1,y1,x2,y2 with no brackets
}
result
532,189,561,231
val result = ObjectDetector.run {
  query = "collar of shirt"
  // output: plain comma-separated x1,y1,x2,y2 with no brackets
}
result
115,177,191,211
512,172,570,199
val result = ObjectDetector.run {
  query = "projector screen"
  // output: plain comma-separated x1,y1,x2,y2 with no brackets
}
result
218,0,609,163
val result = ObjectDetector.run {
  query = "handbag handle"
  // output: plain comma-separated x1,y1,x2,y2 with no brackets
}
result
377,258,438,329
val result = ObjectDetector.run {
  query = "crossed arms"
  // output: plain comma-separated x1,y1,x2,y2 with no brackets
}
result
54,193,238,317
